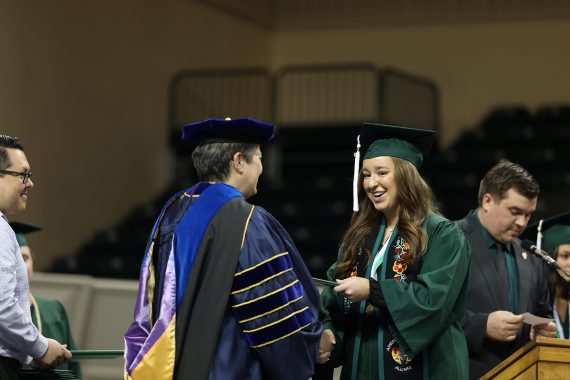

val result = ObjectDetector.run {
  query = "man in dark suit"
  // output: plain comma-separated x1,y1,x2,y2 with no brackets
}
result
458,159,556,379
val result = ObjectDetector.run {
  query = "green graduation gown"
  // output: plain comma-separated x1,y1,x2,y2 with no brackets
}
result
316,213,470,380
30,295,82,379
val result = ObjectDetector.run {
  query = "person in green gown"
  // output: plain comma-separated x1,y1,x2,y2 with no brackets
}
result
532,212,570,339
10,222,82,379
314,123,471,380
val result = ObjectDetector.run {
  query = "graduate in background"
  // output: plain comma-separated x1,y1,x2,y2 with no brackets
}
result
10,221,82,379
532,212,570,339
315,123,471,380
124,118,324,380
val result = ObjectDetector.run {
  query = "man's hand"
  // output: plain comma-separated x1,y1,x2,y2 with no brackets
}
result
486,310,524,342
32,339,72,368
317,329,336,364
333,277,370,302
530,321,557,340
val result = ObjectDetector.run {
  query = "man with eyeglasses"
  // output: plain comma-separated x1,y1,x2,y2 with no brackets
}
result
0,135,72,379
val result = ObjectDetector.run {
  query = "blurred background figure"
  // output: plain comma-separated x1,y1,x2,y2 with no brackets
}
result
531,212,570,340
10,221,82,379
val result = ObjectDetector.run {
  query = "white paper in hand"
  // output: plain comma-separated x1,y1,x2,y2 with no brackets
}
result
522,312,553,326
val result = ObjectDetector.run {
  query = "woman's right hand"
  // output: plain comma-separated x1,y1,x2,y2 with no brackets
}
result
333,277,370,302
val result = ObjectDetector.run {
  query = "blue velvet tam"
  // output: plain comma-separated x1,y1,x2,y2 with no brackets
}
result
182,118,275,147
359,123,436,168
9,221,41,247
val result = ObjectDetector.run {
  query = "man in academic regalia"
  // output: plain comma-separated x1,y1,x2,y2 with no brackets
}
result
458,160,556,379
124,118,323,380
10,221,83,380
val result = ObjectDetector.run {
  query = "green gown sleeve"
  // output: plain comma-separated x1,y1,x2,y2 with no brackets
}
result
324,259,347,362
379,216,471,357
313,258,346,379
35,298,83,379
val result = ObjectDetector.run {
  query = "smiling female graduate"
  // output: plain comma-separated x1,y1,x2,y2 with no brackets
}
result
314,123,471,380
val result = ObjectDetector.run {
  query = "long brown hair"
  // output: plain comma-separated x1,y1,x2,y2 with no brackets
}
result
334,157,439,279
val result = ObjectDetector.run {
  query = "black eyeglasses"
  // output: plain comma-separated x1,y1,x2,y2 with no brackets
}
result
0,169,32,184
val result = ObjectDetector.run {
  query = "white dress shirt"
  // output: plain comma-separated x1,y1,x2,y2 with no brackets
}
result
0,211,47,363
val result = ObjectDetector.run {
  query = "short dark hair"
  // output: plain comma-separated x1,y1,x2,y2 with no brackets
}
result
477,159,539,206
0,135,24,170
191,142,258,182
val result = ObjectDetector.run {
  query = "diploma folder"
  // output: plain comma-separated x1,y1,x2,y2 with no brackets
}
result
312,277,338,287
20,368,77,380
20,351,123,379
20,369,77,380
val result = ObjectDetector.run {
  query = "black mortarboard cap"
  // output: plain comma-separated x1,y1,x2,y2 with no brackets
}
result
528,212,570,254
9,221,42,247
182,118,275,147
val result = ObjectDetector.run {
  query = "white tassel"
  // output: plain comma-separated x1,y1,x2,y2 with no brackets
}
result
352,135,361,212
536,219,544,251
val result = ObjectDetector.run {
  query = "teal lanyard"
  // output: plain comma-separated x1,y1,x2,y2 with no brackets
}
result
554,303,570,339
351,218,399,380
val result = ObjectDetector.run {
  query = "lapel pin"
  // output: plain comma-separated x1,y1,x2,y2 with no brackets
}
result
522,251,528,260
